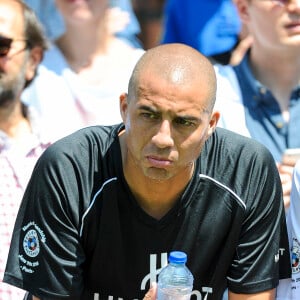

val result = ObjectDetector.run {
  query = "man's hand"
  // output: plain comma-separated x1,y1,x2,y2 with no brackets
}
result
143,282,157,300
229,35,253,66
277,155,298,210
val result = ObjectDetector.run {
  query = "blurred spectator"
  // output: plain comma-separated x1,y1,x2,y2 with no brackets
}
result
214,0,300,208
22,0,144,141
0,0,50,299
161,0,250,65
132,0,165,49
25,0,142,47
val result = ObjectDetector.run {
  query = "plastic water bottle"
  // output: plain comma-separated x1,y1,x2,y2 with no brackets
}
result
157,251,194,300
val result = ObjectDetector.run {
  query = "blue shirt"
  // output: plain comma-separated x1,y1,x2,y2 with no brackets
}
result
161,0,241,56
233,54,300,162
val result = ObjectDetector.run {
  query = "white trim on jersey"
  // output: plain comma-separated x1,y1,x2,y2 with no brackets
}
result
80,177,118,237
199,174,246,210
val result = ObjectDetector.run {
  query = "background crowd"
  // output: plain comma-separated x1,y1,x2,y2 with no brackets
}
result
1,0,300,299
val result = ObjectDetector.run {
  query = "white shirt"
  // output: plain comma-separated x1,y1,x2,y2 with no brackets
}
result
0,106,51,300
22,42,144,141
214,63,251,138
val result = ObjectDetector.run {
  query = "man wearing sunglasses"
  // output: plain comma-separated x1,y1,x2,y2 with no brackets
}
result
0,0,49,299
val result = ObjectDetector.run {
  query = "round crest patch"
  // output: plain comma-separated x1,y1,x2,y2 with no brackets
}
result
292,238,300,274
23,229,40,258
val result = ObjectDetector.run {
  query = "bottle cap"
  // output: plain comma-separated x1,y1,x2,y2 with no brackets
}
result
168,251,187,264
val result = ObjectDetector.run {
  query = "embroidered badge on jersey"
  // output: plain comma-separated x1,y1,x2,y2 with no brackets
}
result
292,238,300,274
23,229,40,257
19,221,46,274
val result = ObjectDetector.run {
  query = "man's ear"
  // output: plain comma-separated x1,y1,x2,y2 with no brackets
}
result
25,46,43,82
234,0,251,24
119,93,128,122
207,110,220,137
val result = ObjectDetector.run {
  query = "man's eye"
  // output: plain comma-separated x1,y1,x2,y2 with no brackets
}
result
175,118,194,127
141,112,158,119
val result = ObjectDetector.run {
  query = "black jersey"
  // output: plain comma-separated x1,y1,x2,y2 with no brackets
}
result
4,124,290,300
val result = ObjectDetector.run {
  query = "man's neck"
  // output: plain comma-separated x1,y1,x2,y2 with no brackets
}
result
119,134,194,220
56,22,112,73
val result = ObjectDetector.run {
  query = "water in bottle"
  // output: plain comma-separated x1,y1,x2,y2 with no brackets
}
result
157,251,194,300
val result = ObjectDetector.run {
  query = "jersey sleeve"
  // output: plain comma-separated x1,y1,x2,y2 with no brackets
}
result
3,139,90,299
226,143,291,293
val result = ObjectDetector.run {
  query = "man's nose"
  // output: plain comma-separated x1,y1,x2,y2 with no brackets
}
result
151,120,174,148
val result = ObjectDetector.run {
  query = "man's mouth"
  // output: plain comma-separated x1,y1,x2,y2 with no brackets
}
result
146,155,172,168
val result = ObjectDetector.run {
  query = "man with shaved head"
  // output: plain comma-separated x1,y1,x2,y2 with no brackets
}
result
4,43,290,300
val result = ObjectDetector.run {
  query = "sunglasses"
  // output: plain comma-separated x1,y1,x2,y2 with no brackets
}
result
0,35,29,57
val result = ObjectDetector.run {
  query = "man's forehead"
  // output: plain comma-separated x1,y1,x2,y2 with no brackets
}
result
0,1,24,37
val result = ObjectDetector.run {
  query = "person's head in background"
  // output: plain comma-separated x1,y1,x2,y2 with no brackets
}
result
55,0,108,26
235,0,300,56
54,0,136,38
24,0,140,46
0,0,47,106
54,0,142,73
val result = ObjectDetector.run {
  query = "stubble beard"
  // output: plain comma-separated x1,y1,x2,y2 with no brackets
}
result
0,61,27,107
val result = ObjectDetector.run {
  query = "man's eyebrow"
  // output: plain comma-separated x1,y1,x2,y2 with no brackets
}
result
138,105,201,122
175,115,200,122
137,105,157,113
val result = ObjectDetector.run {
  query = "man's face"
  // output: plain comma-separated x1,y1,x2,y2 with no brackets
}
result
120,69,219,181
239,0,300,51
0,0,29,105
55,0,108,24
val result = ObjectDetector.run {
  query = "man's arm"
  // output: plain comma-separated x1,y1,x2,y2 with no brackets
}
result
228,289,275,300
32,296,39,300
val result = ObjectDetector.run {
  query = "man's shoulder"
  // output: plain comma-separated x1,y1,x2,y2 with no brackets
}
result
59,124,120,145
213,127,274,160
41,125,121,162
201,128,279,201
215,126,264,145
